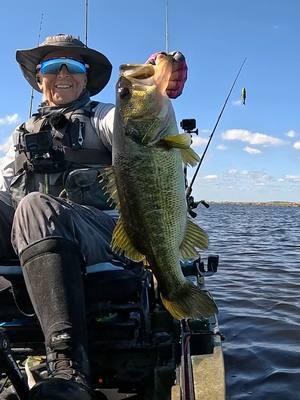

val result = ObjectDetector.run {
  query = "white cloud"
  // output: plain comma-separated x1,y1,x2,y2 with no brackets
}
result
222,170,274,187
193,168,299,202
222,129,284,146
277,175,300,183
217,144,227,150
283,175,300,182
203,175,218,180
0,135,13,153
0,114,19,126
243,146,262,155
0,135,14,171
293,141,300,150
191,136,208,146
285,130,297,138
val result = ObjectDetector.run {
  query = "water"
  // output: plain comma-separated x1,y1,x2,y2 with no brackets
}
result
197,204,300,400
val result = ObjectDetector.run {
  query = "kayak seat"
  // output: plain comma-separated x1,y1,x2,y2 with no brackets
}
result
0,260,143,320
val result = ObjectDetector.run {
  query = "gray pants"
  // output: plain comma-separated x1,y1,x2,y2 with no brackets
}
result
0,192,115,265
0,192,15,259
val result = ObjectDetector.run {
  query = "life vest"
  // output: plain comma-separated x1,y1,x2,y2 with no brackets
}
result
10,101,113,210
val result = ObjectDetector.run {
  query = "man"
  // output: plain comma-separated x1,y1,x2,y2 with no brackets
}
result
0,34,187,400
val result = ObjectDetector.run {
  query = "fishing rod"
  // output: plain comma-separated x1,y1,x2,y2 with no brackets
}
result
28,13,44,118
186,57,247,200
180,320,196,400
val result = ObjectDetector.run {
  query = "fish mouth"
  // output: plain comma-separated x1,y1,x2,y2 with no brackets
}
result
119,64,155,91
117,71,152,101
118,63,165,146
120,64,154,80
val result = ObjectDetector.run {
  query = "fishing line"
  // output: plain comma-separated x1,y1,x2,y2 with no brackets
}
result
28,13,44,118
165,0,169,52
186,57,247,198
84,0,89,46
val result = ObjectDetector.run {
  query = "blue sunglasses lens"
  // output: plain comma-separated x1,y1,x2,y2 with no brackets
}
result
37,58,88,74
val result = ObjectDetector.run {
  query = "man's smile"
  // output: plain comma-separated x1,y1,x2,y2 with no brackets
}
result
55,84,73,89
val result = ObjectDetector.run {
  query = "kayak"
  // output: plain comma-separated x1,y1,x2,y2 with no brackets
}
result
0,254,225,400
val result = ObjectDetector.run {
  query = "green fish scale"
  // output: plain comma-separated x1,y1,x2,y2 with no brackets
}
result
114,139,187,296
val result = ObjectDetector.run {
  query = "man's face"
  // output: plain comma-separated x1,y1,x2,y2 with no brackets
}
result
36,50,88,106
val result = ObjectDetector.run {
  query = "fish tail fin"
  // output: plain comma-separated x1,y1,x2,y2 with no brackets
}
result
161,281,218,320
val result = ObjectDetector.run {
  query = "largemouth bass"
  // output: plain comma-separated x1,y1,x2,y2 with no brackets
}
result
102,55,217,319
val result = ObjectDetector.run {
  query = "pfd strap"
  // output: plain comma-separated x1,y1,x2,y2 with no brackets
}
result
63,147,112,165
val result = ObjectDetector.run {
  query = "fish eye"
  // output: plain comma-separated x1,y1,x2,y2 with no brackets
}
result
118,86,131,100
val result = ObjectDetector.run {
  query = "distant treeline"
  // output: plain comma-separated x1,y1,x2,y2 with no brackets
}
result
209,201,300,207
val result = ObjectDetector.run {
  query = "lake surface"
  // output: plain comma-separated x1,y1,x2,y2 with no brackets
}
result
197,204,300,400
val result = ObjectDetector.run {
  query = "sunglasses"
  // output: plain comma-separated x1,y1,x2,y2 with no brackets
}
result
36,58,89,75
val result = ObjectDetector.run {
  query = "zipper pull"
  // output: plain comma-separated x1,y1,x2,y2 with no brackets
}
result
78,122,85,148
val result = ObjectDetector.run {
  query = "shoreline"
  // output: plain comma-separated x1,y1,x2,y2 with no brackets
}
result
208,201,300,207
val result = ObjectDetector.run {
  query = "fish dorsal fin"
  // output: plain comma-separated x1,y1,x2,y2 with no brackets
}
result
160,134,200,167
112,216,146,263
99,166,120,209
180,219,209,260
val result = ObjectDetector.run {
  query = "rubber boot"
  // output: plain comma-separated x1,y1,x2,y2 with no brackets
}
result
19,238,104,400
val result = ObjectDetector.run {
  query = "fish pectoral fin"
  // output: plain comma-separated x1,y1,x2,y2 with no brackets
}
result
99,166,120,209
112,217,146,262
180,148,200,167
160,134,200,166
160,133,192,149
180,219,209,259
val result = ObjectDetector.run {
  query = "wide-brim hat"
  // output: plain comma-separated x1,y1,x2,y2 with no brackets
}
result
16,34,112,96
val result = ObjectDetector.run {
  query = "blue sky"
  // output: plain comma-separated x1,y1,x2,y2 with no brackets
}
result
0,0,299,202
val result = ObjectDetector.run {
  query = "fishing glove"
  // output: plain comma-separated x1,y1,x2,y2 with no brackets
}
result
146,51,188,98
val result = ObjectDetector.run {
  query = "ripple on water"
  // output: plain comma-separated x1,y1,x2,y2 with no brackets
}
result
196,204,300,399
